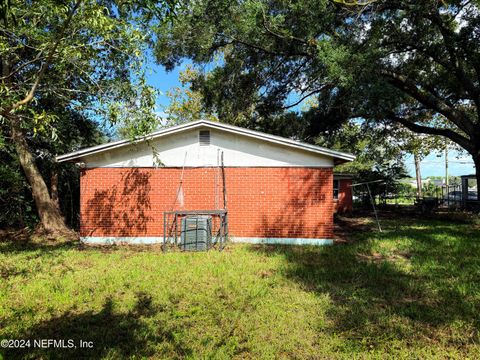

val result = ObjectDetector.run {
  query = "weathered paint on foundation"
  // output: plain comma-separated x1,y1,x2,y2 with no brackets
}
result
80,237,162,245
81,236,334,246
231,237,334,245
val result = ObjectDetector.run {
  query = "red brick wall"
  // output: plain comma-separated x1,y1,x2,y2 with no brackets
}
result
334,179,353,213
80,167,334,239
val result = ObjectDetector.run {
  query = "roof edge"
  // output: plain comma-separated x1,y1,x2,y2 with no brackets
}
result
56,120,356,163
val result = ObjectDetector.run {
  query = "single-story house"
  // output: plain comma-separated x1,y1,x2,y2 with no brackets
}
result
57,120,355,245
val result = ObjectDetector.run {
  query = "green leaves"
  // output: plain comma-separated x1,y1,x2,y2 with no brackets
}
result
149,0,480,174
1,0,172,141
164,66,219,124
0,0,16,27
0,1,175,227
30,109,58,140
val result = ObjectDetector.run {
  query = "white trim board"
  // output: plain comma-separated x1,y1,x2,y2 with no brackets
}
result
80,165,334,169
231,237,334,246
81,237,162,245
80,236,334,246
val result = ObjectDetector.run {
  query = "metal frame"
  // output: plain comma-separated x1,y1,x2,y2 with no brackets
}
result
460,174,478,208
350,180,383,232
163,210,228,252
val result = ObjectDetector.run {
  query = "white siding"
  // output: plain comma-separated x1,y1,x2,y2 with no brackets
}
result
82,128,334,168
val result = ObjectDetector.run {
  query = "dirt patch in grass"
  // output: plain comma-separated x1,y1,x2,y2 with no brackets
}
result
334,215,374,243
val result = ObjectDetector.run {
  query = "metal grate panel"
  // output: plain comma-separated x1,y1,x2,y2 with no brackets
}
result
180,216,212,251
199,130,210,146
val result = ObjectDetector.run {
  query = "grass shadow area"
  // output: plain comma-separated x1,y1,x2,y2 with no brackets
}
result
1,213,479,358
0,235,164,256
3,292,192,360
0,240,79,255
0,228,80,255
248,216,480,351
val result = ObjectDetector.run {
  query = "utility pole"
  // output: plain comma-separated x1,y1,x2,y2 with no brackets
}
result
414,153,422,198
445,140,449,187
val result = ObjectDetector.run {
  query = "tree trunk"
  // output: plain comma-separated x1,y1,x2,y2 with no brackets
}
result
10,118,70,235
414,153,422,198
51,169,61,211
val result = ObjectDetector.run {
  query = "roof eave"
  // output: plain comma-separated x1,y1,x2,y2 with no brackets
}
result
56,120,356,164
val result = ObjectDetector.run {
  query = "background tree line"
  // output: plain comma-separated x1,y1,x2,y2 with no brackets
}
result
157,0,480,196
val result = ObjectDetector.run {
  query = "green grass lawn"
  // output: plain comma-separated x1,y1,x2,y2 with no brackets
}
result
1,215,480,359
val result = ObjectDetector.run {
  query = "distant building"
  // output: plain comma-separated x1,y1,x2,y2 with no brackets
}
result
399,178,446,188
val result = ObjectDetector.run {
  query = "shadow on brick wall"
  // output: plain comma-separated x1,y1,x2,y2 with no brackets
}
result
84,169,153,237
255,169,331,238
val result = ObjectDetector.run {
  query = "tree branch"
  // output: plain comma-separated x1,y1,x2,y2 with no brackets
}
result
394,41,478,101
280,87,328,110
7,0,82,112
0,52,46,81
426,11,480,107
331,0,377,6
387,114,472,152
382,70,475,134
228,36,310,58
261,7,311,48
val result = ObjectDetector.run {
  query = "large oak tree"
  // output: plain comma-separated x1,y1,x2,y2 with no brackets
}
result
154,0,480,198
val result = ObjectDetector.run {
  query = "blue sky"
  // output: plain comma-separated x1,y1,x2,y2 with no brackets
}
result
404,151,475,178
145,61,188,111
146,61,476,178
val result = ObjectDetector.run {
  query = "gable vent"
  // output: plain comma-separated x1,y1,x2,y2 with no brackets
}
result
199,130,210,146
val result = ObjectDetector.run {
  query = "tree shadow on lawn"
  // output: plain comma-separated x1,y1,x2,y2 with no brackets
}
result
248,218,480,348
3,292,192,360
0,240,78,255
0,237,164,256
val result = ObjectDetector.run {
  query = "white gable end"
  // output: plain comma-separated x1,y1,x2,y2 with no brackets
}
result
82,128,334,168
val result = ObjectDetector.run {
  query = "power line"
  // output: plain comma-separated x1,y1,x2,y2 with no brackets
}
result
407,160,474,164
